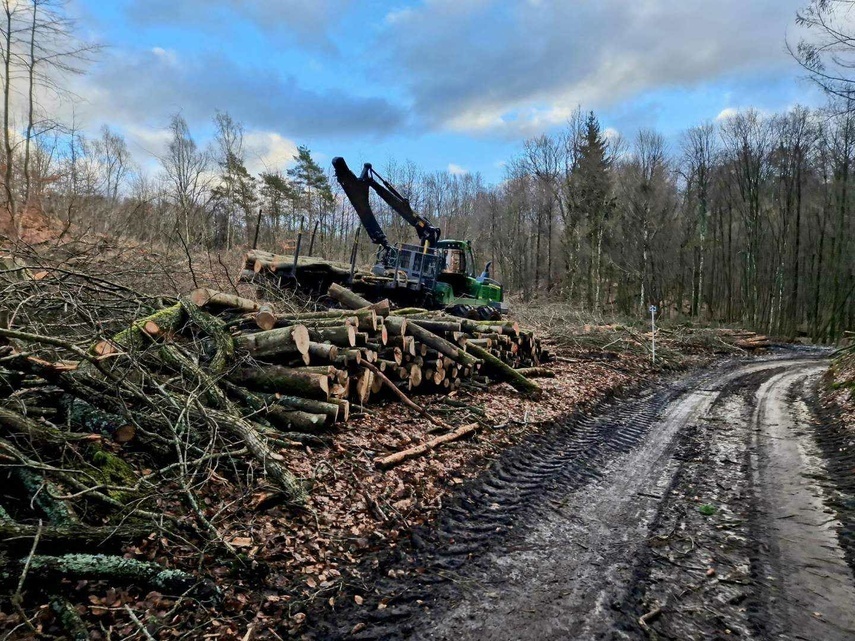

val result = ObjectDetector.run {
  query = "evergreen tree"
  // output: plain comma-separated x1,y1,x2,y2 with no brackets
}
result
287,145,334,251
259,170,295,244
568,112,614,309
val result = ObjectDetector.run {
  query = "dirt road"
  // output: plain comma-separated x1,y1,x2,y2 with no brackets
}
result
318,352,855,640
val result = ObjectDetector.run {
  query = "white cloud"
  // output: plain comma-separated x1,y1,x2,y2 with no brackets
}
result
715,107,739,122
244,131,299,175
380,0,808,136
150,47,178,66
447,163,468,175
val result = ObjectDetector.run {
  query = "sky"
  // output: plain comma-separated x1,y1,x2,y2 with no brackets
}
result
62,0,824,184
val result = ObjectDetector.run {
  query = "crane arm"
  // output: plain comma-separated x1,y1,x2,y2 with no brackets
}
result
332,156,441,248
332,157,388,248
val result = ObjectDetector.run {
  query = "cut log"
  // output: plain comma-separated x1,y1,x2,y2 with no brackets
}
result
407,363,423,387
234,324,310,358
465,343,542,397
60,396,136,443
386,335,416,356
234,366,330,400
307,325,356,347
410,319,462,334
269,394,341,424
190,288,259,312
222,382,334,429
276,410,327,432
328,282,373,309
375,423,479,469
327,398,350,422
402,320,479,367
353,368,374,404
336,349,362,366
255,303,278,331
382,315,409,337
307,342,339,362
380,346,403,365
363,298,391,317
252,254,353,276
274,309,373,325
93,303,184,357
390,307,429,316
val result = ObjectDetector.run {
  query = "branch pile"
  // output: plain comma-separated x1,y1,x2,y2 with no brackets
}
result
0,263,548,637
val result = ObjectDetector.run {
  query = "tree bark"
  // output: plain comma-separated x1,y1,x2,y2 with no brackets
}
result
375,423,479,469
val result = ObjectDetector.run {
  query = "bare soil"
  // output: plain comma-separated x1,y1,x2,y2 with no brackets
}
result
303,348,855,640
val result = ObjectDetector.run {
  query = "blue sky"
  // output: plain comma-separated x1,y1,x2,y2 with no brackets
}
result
65,0,824,183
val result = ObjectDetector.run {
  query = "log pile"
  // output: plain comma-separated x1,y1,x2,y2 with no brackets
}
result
207,281,546,404
240,249,358,288
0,270,548,637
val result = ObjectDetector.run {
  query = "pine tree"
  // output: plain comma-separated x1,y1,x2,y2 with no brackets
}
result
568,112,614,309
259,171,295,244
288,146,333,215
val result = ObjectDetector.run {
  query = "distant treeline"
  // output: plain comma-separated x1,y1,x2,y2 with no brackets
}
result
0,0,852,339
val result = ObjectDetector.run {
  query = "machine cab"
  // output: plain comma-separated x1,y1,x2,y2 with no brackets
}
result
439,240,476,279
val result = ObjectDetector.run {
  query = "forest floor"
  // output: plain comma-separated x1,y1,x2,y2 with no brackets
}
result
310,349,855,641
1,237,849,641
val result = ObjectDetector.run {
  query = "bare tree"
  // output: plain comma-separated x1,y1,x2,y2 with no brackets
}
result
793,0,855,104
159,114,212,246
0,0,98,235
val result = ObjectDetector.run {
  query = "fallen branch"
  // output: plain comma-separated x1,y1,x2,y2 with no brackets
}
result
360,361,453,431
375,423,480,469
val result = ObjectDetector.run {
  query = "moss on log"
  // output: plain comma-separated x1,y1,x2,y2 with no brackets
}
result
0,522,150,554
181,299,235,373
13,468,76,525
50,595,89,641
465,342,542,397
93,303,184,356
59,396,136,443
6,554,219,600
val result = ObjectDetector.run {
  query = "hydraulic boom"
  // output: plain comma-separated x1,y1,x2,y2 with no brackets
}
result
332,157,441,250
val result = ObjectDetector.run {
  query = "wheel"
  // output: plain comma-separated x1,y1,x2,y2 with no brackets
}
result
446,304,476,318
476,305,502,321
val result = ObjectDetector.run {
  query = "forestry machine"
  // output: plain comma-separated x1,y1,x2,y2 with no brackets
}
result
332,157,506,317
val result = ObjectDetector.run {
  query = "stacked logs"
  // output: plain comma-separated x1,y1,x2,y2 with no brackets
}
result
186,283,546,409
0,278,546,636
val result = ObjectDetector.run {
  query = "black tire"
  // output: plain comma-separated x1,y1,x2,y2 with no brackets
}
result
446,304,475,318
476,305,502,321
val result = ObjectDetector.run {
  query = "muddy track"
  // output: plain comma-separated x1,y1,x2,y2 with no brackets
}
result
311,350,852,640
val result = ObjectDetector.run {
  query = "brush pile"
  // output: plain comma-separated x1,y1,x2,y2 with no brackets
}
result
0,262,550,637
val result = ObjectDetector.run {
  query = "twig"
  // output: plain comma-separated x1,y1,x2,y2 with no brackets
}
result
361,361,454,431
124,604,158,641
638,605,662,639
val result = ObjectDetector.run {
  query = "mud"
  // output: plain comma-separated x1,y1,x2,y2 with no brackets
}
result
308,350,855,640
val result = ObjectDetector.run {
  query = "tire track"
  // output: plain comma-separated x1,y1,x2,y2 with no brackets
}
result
311,354,829,640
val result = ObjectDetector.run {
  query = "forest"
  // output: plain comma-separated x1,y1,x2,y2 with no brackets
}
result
0,1,853,342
